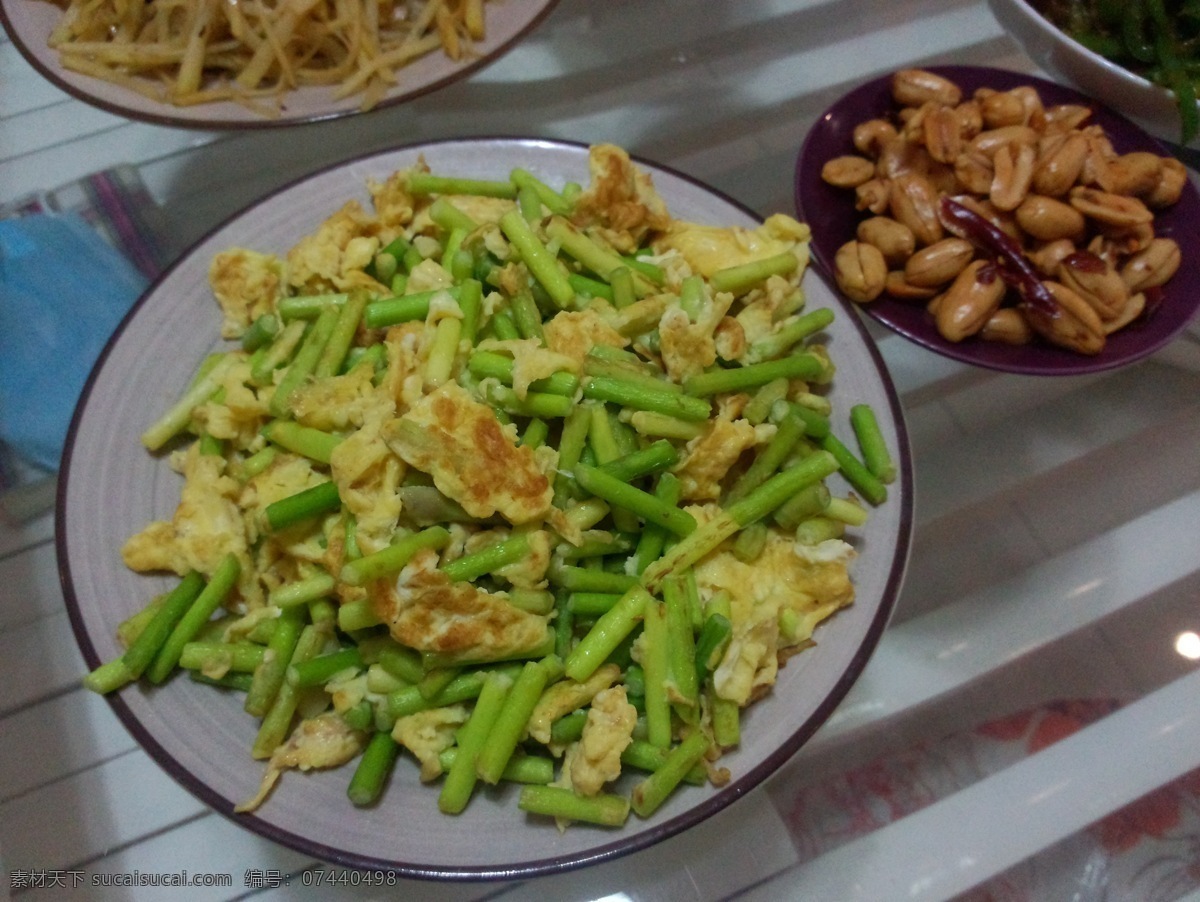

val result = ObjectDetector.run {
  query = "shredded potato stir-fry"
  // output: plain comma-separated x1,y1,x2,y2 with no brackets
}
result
45,0,490,115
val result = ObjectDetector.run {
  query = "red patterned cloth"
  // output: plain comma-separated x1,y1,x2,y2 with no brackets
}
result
768,699,1200,900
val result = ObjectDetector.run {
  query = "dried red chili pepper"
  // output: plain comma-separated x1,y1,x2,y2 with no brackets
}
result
937,195,1060,321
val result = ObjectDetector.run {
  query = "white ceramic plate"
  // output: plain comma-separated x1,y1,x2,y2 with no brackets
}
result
58,137,913,879
0,0,558,129
987,0,1199,148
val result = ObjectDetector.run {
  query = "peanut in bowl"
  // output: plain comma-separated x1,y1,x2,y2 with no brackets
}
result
795,65,1200,375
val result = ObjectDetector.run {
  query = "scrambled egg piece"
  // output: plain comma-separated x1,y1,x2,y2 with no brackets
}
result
238,454,331,567
606,293,670,342
695,529,855,705
653,213,811,279
286,201,384,294
289,357,392,434
493,529,552,589
658,287,735,382
218,605,282,645
572,143,671,251
191,357,271,451
672,415,760,502
405,258,456,294
457,527,552,590
542,309,629,367
208,249,285,339
122,444,255,604
737,275,810,353
485,260,527,297
476,337,580,400
366,170,416,231
712,617,779,709
527,663,621,745
410,193,513,234
329,414,405,555
568,685,637,796
371,548,551,664
237,712,365,813
377,322,426,414
392,705,469,781
325,672,369,716
382,383,555,525
239,454,324,523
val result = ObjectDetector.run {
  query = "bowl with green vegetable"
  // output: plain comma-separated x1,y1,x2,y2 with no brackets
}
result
58,137,912,878
988,0,1200,147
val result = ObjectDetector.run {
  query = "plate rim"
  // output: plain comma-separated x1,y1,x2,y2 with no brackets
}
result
57,135,913,879
794,63,1200,376
0,0,561,130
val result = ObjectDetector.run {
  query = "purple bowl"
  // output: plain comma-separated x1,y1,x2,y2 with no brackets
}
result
795,65,1200,376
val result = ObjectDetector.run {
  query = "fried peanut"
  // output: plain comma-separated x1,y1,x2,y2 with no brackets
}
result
1057,251,1129,320
875,137,930,180
926,160,961,196
990,143,1036,211
923,105,963,164
1023,281,1105,355
980,90,1027,129
855,178,891,215
1069,187,1154,229
1042,103,1092,132
936,259,1006,341
1121,237,1181,292
821,155,876,188
1079,129,1118,186
856,216,916,267
1144,158,1187,208
903,237,975,287
885,270,939,300
954,99,984,140
1032,131,1087,196
1097,152,1162,197
1104,292,1146,334
1028,238,1076,277
1094,220,1155,256
888,173,943,246
970,125,1039,158
833,240,887,303
1014,194,1086,242
980,307,1034,344
892,68,962,107
899,101,934,143
952,194,1023,244
954,150,994,195
1010,86,1046,129
853,119,898,157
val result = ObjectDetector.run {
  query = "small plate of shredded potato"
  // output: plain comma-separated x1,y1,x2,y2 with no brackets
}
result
0,0,559,127
60,138,911,877
796,65,1200,375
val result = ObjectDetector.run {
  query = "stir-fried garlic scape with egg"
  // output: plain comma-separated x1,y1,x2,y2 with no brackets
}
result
85,144,896,827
